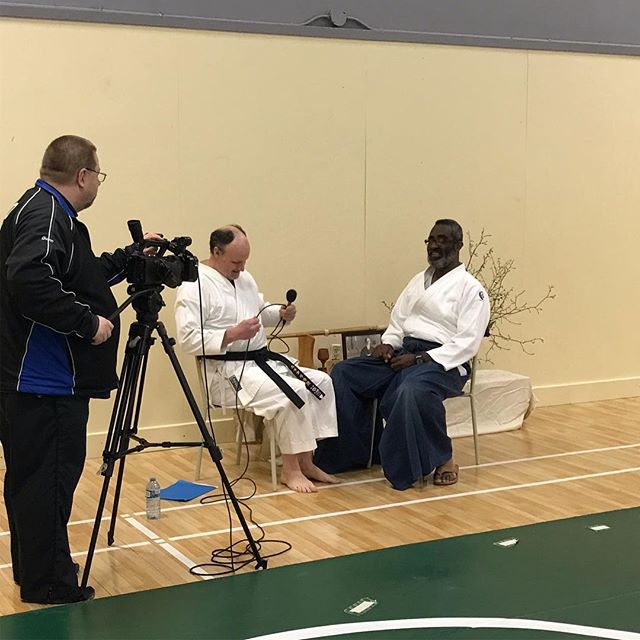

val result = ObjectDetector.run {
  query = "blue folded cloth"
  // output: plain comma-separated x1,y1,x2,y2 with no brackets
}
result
159,480,215,502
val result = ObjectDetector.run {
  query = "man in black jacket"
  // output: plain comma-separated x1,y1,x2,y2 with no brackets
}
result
0,135,145,604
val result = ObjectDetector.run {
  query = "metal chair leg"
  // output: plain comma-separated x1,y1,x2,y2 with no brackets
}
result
469,355,480,465
194,445,203,480
470,392,480,465
268,424,278,491
368,399,378,468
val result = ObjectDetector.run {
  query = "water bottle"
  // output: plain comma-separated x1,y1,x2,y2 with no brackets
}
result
145,477,161,520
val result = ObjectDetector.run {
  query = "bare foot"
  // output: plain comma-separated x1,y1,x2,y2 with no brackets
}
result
300,462,341,485
281,470,318,493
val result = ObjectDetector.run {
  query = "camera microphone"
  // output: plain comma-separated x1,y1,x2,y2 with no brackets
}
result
286,289,297,306
127,219,144,245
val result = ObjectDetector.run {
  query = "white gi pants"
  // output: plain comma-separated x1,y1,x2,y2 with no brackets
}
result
214,363,338,455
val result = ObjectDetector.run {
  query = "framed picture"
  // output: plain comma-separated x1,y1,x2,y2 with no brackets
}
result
341,330,384,359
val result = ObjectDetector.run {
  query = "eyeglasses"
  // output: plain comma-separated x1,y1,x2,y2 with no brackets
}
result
424,236,453,246
84,167,107,183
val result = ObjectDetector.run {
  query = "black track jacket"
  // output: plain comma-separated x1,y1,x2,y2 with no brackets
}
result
0,180,129,398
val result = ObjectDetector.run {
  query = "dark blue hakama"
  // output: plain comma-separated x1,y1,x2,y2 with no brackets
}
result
314,339,468,490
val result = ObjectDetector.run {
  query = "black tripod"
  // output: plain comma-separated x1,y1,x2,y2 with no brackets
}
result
81,285,267,588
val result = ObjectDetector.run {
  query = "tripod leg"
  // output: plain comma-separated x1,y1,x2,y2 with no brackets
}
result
155,322,267,570
81,473,113,589
107,458,127,547
108,350,150,545
82,322,154,588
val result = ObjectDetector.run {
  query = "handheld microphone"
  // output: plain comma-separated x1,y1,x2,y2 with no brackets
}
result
286,289,297,306
256,289,297,320
127,219,144,245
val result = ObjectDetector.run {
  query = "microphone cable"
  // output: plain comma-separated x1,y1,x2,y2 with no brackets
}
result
189,499,292,577
194,271,260,575
204,297,293,492
124,222,287,575
193,274,294,575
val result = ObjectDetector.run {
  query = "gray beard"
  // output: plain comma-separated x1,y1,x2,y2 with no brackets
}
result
428,255,454,270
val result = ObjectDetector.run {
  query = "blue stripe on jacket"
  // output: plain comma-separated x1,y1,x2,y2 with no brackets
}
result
18,324,74,395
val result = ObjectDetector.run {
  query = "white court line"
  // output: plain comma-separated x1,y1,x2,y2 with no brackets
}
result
128,441,640,516
470,441,640,469
70,515,116,526
124,516,210,580
124,517,162,540
0,541,151,569
1,441,639,535
247,617,640,640
157,542,214,581
0,513,116,537
1,448,638,577
72,541,152,558
169,465,640,541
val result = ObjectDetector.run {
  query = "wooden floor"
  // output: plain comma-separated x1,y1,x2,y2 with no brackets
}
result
1,396,640,617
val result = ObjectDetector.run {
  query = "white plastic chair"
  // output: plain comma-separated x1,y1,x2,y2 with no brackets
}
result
194,358,278,491
233,413,278,492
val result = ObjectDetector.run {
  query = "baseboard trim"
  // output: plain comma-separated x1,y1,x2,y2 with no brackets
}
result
533,376,640,406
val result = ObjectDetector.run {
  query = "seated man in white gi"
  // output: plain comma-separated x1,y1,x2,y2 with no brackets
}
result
314,219,490,490
175,225,339,493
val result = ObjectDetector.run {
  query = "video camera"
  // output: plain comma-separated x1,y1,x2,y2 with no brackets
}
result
125,220,199,289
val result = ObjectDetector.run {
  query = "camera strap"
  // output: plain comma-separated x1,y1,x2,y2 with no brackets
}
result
204,348,325,409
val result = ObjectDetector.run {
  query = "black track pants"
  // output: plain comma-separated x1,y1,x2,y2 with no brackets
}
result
0,392,88,602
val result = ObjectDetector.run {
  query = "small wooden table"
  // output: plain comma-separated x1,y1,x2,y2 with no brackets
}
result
278,326,386,368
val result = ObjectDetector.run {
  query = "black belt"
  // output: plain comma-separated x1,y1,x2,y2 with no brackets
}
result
401,337,443,354
402,337,471,375
203,348,325,409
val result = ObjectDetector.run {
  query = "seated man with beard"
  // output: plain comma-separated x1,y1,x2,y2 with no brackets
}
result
314,219,490,490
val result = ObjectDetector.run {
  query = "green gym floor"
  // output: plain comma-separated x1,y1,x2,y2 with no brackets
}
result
1,507,638,640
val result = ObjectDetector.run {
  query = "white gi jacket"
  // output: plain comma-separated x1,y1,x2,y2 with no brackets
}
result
382,264,490,372
174,264,285,406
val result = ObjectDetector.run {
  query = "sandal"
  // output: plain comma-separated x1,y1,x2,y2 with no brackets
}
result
433,463,459,486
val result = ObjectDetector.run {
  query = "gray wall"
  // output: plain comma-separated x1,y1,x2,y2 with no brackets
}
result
2,1,640,56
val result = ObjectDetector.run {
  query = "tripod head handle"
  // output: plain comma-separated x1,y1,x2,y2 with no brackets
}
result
128,219,144,244
107,285,166,323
